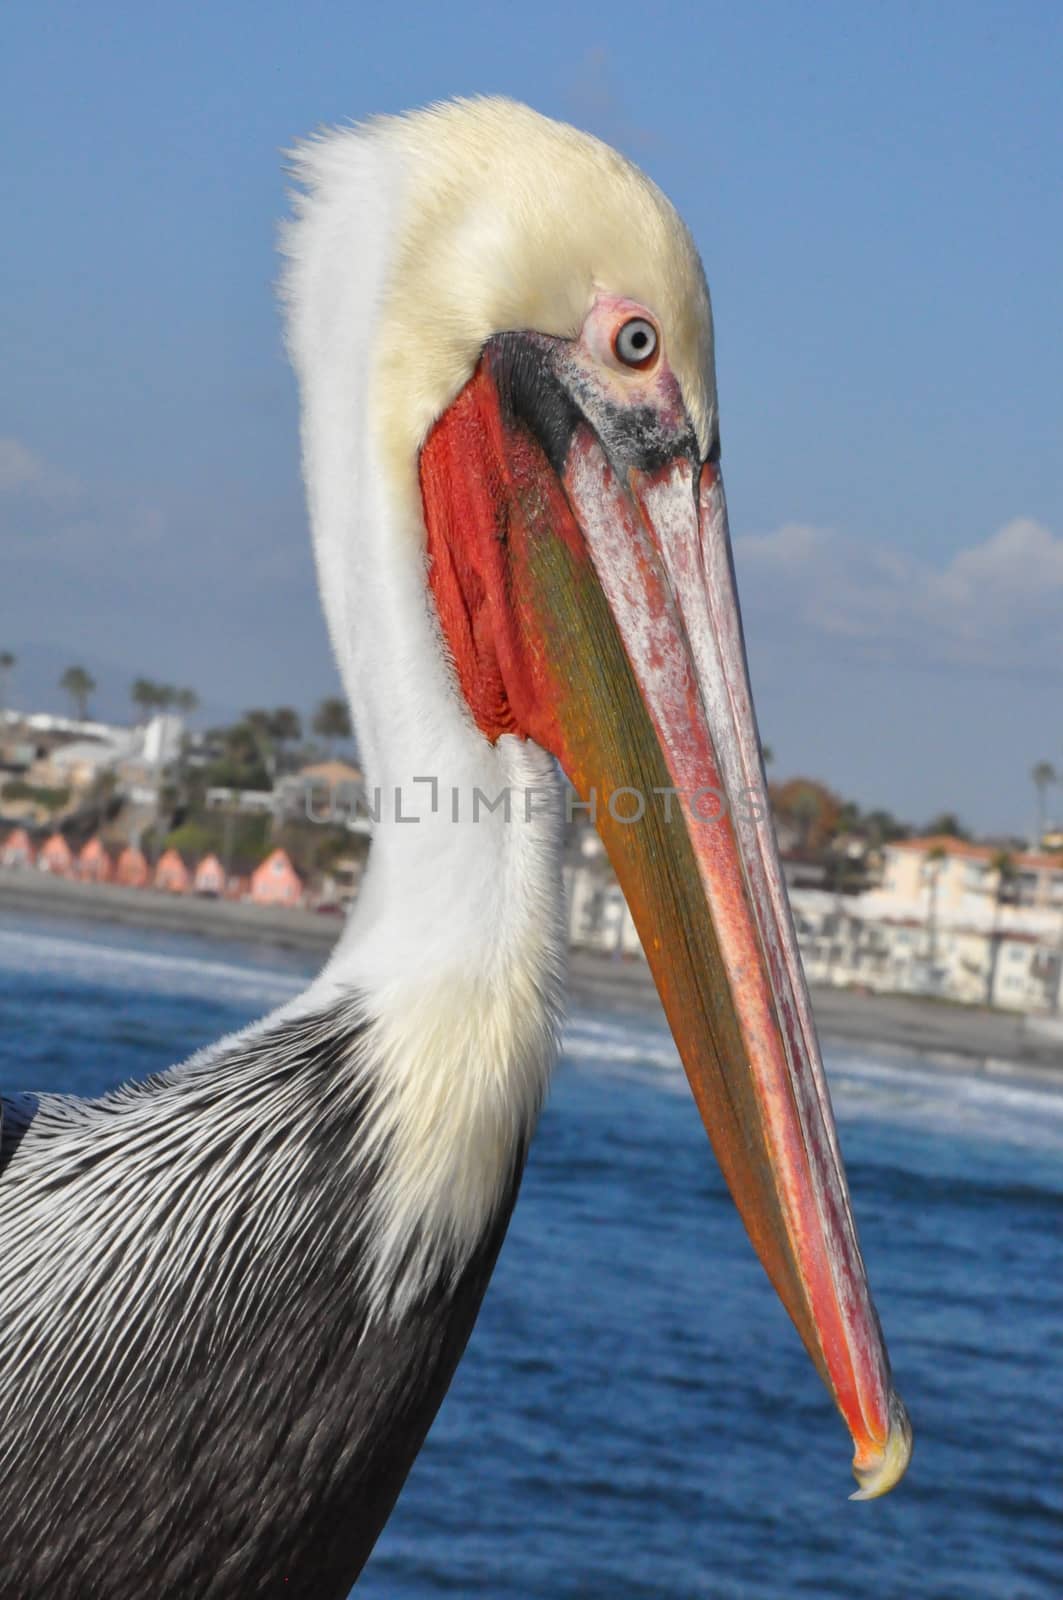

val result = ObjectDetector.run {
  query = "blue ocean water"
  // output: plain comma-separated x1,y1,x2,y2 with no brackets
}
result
0,910,1060,1599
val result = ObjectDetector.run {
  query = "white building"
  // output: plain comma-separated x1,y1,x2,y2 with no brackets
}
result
563,829,1063,1013
789,833,1063,1012
563,827,641,957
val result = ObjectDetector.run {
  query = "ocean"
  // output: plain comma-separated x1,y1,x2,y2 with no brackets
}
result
0,910,1059,1598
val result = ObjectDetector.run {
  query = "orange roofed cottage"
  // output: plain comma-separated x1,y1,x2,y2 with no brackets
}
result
194,854,226,897
154,848,191,894
250,848,303,908
38,833,74,876
0,829,37,869
77,837,113,884
114,844,150,888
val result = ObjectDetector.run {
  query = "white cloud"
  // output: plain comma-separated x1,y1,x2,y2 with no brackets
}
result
0,437,78,500
0,438,169,557
735,516,1063,673
0,438,46,493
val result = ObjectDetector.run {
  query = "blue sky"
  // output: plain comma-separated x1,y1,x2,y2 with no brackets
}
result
3,1,1061,832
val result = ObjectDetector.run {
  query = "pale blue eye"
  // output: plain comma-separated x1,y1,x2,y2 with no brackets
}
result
615,318,658,366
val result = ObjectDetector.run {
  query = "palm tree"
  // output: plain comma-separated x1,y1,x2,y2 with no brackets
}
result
0,651,15,712
924,843,947,971
269,707,302,745
985,850,1017,1006
924,812,969,841
312,697,352,754
131,678,161,723
174,688,200,718
269,707,303,773
864,809,909,846
243,710,279,780
1031,761,1056,850
790,785,823,853
60,665,96,721
205,720,272,792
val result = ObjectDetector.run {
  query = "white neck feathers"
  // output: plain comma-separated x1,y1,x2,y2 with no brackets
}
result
279,107,569,1294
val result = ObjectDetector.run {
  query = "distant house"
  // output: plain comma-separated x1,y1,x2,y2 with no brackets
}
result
276,760,368,831
881,835,1063,914
77,836,113,884
38,832,74,876
316,853,365,907
114,844,150,888
565,863,642,956
0,828,36,869
194,853,226,897
154,848,191,895
250,848,303,908
31,734,135,795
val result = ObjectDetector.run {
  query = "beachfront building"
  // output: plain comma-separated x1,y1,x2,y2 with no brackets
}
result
194,854,226,897
566,867,641,956
0,828,36,869
29,732,137,796
77,837,113,884
154,848,191,895
114,844,150,888
315,853,366,909
880,836,1063,916
116,715,186,808
38,833,74,876
562,825,1063,1010
11,713,184,829
250,849,303,908
275,760,369,834
790,853,1063,1013
564,829,642,957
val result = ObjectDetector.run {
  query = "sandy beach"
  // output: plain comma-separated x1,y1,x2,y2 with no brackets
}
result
2,869,1061,1074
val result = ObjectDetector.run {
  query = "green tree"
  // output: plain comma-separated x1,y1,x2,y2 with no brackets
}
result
925,812,969,840
269,707,302,745
862,809,910,846
1031,761,1056,850
985,850,1018,1006
131,677,161,722
0,650,15,712
204,721,273,792
834,801,862,836
164,820,219,859
267,707,303,774
312,697,352,753
174,687,200,717
1,779,69,813
245,709,273,740
790,785,824,852
60,665,96,721
243,709,278,779
924,843,948,970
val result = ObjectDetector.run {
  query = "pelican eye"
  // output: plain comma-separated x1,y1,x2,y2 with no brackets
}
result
614,317,658,368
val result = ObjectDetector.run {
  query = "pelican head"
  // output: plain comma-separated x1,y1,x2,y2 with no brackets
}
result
282,97,910,1499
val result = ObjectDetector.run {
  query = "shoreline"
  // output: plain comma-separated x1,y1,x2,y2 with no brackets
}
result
2,870,1061,1075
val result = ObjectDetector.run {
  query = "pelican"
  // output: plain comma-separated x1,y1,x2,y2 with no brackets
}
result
0,99,911,1597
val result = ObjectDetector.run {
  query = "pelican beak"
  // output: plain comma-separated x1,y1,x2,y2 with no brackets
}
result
421,337,912,1498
